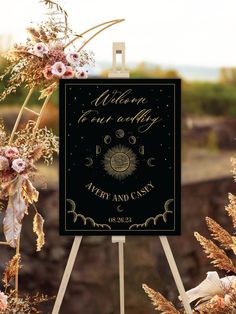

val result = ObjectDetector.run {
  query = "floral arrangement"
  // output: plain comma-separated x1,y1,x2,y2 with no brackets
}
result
0,120,58,249
143,157,236,313
0,0,124,311
0,254,52,313
0,0,95,100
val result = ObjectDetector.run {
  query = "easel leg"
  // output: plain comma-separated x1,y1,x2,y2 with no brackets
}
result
159,236,192,314
52,236,83,314
118,241,125,314
112,236,125,314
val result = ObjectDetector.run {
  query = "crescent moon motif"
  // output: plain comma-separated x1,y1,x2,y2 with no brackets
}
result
147,157,156,167
117,205,124,212
84,157,93,167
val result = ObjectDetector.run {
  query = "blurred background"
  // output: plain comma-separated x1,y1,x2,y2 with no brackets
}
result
1,0,236,313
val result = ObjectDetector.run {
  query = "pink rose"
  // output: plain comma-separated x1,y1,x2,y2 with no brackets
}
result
51,62,67,77
5,147,19,158
0,291,7,310
0,156,9,170
62,66,74,79
75,67,88,79
43,65,54,80
12,158,26,173
66,52,80,65
33,42,49,57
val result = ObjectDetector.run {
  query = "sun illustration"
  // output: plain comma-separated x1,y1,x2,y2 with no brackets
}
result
103,145,137,180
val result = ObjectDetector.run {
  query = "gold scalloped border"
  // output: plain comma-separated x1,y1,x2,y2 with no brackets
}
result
67,199,111,230
129,199,174,230
67,198,173,231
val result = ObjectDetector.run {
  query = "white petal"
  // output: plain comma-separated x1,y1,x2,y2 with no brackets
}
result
220,276,236,288
180,271,223,303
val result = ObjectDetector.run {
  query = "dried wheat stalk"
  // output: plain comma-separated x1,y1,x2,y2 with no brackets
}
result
205,217,233,250
142,284,180,314
226,193,236,229
231,158,236,182
2,254,21,289
194,232,236,273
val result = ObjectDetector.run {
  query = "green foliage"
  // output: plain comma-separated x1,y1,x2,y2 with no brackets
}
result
182,82,236,116
130,62,179,79
130,63,236,117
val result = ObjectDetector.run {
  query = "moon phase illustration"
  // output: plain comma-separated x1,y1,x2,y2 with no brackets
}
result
117,205,124,212
84,157,93,167
129,136,136,145
103,145,137,180
115,129,125,139
147,157,156,167
139,145,145,155
104,135,111,144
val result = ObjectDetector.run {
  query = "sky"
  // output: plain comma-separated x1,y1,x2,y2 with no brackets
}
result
0,0,236,68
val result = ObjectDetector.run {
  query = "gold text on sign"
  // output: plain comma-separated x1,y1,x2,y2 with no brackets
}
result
84,181,155,202
91,89,148,107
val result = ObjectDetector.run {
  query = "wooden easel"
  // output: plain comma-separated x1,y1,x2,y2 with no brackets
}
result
52,43,192,314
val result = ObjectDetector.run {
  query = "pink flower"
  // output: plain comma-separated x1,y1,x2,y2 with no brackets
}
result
0,291,8,310
75,67,88,79
0,156,9,171
48,48,67,64
43,65,54,80
33,42,49,57
210,295,225,308
51,62,67,77
12,158,26,173
5,147,19,158
66,52,80,65
62,66,74,79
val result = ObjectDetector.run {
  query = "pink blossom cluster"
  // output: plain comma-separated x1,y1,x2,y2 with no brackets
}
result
0,291,7,310
33,43,89,80
0,146,26,175
207,281,236,310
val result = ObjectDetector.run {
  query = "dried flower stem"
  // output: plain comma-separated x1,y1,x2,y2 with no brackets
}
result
206,217,233,250
231,158,236,181
15,238,20,298
194,232,236,273
226,192,236,229
41,0,68,35
143,284,180,314
2,254,21,292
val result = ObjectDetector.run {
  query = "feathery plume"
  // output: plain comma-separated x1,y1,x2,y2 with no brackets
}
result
225,193,236,229
2,254,21,289
142,284,180,314
231,158,236,182
194,232,236,273
206,217,233,250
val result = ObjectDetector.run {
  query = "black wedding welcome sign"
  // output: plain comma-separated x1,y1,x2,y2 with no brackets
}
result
59,79,181,235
